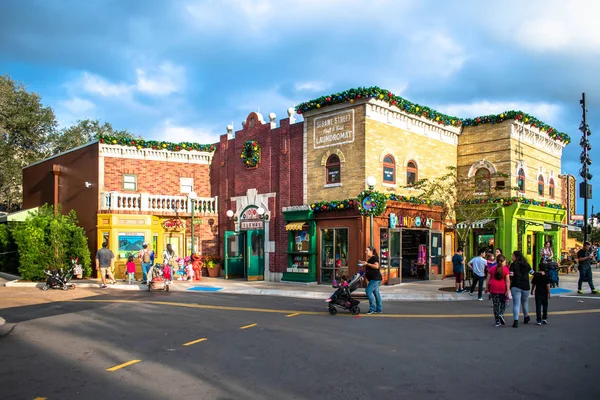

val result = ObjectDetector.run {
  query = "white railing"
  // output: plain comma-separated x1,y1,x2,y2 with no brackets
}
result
101,192,218,214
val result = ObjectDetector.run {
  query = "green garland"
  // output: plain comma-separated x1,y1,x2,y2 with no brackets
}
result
462,111,571,144
458,197,566,210
310,198,356,212
295,86,461,127
386,193,444,207
357,189,388,216
241,140,261,168
98,134,215,152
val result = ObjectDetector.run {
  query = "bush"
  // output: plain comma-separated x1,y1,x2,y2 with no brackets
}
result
10,205,92,281
0,223,19,274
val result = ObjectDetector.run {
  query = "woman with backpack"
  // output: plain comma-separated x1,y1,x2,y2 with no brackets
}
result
510,250,532,328
485,254,511,327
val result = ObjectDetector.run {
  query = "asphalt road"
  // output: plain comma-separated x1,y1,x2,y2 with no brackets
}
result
0,290,598,400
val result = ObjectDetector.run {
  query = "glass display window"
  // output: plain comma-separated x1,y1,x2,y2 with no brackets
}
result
320,227,348,283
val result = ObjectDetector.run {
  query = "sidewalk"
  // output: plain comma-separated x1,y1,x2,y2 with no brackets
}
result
3,270,598,301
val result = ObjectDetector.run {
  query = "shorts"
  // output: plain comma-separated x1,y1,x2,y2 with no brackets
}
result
100,267,111,276
454,272,463,283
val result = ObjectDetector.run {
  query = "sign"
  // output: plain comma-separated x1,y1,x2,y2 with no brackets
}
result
240,220,264,230
571,214,584,221
390,215,434,229
568,174,576,220
389,213,398,229
313,110,355,149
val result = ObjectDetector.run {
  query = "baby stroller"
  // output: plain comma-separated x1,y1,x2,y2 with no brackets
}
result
544,261,559,288
42,266,76,291
147,264,170,292
326,271,364,315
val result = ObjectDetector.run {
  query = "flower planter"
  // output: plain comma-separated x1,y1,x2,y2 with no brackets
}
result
207,264,220,278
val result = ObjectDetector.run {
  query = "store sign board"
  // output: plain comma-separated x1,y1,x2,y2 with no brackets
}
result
240,220,264,230
389,214,434,229
568,175,576,220
571,214,584,221
313,110,355,149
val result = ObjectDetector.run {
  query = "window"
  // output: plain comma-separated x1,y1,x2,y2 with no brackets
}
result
495,180,506,189
406,161,418,186
474,168,491,193
517,168,525,192
549,178,555,199
325,154,341,184
382,155,395,184
180,177,194,193
538,175,544,196
123,174,137,191
320,228,348,284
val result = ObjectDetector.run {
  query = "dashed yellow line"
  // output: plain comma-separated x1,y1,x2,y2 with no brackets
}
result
107,359,141,372
33,397,47,400
70,299,600,319
286,312,300,317
240,323,257,330
183,338,208,346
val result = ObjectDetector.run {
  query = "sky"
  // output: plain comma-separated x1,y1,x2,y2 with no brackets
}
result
1,0,599,214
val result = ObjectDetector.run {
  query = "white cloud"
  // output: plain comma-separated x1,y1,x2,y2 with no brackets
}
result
436,101,562,123
80,72,133,97
59,97,95,114
136,62,185,96
403,32,469,78
294,81,331,92
154,119,220,144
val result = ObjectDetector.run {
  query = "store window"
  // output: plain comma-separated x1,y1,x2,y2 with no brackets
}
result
549,178,555,199
517,168,525,192
180,177,194,194
382,155,395,184
123,174,137,191
538,175,544,196
326,154,341,184
320,228,348,283
474,168,491,193
406,160,418,186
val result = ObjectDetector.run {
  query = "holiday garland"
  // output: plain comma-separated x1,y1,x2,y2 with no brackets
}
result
98,135,215,152
357,189,388,216
386,193,444,207
458,197,566,210
241,140,261,168
295,86,461,127
310,198,356,212
462,111,571,144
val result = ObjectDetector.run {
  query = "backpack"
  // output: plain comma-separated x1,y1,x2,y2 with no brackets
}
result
142,250,151,263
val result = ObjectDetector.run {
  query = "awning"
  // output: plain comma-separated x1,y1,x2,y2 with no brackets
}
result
568,225,582,232
456,218,495,229
285,221,307,231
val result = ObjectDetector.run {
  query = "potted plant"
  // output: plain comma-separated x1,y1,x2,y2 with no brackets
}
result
204,255,222,278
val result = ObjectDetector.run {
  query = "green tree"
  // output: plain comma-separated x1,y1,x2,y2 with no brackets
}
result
0,75,57,211
48,119,138,155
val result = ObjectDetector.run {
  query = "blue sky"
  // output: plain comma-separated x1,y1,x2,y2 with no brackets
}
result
1,0,598,213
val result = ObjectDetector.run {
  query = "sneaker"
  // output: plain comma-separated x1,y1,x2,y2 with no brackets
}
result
592,290,600,294
367,311,375,315
542,320,548,325
578,290,584,294
494,321,501,327
512,320,518,328
101,285,108,289
469,292,473,296
524,316,531,324
536,321,542,326
478,298,483,301
499,315,506,325
375,311,383,314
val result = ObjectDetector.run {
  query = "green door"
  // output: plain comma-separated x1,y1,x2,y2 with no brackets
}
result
224,231,244,279
246,230,264,281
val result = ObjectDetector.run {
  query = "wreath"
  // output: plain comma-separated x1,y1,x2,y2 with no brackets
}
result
241,140,261,168
356,189,387,216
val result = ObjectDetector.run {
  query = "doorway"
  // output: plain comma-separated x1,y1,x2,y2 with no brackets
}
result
164,233,183,262
224,230,264,280
401,229,429,281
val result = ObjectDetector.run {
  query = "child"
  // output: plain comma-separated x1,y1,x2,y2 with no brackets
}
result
162,262,172,283
126,255,136,284
531,263,551,325
186,261,194,281
486,252,497,300
177,257,186,280
485,254,510,326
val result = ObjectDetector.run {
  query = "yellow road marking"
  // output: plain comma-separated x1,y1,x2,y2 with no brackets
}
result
107,359,141,372
183,338,208,346
286,312,300,317
240,323,257,329
70,299,600,319
34,397,47,400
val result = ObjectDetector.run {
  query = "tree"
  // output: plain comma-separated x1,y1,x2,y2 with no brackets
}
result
0,75,57,211
48,119,138,155
408,166,511,259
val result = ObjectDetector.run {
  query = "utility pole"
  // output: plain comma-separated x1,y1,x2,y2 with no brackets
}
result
579,93,593,243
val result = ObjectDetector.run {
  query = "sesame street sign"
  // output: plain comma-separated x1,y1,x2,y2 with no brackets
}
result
313,110,355,149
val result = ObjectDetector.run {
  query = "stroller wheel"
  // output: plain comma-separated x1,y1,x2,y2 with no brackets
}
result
351,306,360,315
328,306,337,315
62,284,69,291
42,284,49,291
148,284,152,292
165,284,170,292
70,284,76,290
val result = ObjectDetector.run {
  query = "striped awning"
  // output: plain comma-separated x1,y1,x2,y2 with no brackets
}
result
285,221,307,231
456,218,495,229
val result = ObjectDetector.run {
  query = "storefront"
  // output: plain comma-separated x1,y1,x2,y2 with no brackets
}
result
282,206,317,283
223,206,265,281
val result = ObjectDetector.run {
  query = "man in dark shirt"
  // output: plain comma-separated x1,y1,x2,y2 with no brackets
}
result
96,241,115,289
452,248,465,293
531,265,551,325
577,242,600,295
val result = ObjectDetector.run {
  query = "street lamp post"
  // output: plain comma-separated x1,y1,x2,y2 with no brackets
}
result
579,93,593,243
366,176,377,247
189,191,198,255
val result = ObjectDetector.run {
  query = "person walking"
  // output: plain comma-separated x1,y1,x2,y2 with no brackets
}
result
452,248,465,293
531,263,551,325
510,250,532,328
95,241,115,289
577,241,600,294
485,254,510,326
360,246,382,315
139,243,154,284
162,243,177,284
468,248,487,301
540,241,554,263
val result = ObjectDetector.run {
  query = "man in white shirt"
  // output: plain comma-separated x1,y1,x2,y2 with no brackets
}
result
468,248,488,301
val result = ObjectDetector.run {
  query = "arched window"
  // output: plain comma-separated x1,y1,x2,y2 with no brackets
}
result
549,178,555,199
475,168,491,193
326,154,341,184
383,155,395,184
538,175,544,196
517,168,525,192
406,160,418,186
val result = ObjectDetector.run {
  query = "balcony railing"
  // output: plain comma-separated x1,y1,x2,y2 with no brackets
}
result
101,192,218,214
